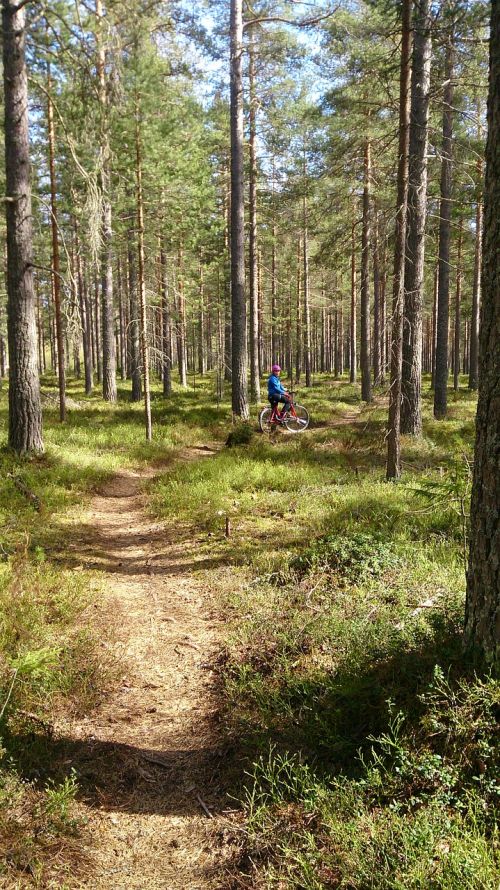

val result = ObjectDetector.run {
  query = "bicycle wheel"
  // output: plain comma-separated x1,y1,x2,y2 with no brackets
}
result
259,406,274,433
285,404,310,432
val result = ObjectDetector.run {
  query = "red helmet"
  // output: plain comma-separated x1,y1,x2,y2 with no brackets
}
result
272,364,281,372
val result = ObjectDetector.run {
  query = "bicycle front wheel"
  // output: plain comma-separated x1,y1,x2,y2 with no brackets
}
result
259,406,274,433
285,404,310,432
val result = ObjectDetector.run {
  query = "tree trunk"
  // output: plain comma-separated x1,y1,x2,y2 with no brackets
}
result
295,237,302,383
135,106,151,441
469,160,483,390
464,0,500,673
229,0,248,418
117,254,126,381
198,258,206,376
74,218,93,395
3,0,43,453
271,224,278,362
433,35,455,419
128,232,142,402
386,0,412,479
373,209,381,385
248,28,260,402
430,260,438,388
47,62,66,421
96,0,117,403
401,0,432,435
453,219,463,391
176,246,187,387
303,195,312,388
339,296,344,377
350,220,357,383
361,138,372,403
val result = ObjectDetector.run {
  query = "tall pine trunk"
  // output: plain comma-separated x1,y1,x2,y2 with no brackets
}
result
373,210,381,385
96,0,117,402
464,0,500,673
248,29,260,402
360,138,372,403
350,221,357,383
74,217,93,395
434,35,455,419
128,232,142,402
386,0,412,479
303,194,312,388
47,62,66,421
3,0,43,453
135,106,151,441
177,246,187,387
401,0,432,435
295,237,302,383
229,0,249,417
453,219,463,391
469,157,483,390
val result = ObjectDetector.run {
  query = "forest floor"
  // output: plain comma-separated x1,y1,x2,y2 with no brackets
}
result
0,374,499,889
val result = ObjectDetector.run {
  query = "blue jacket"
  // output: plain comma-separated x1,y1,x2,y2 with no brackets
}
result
268,374,286,399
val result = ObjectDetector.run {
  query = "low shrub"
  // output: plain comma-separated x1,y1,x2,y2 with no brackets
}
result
292,531,399,582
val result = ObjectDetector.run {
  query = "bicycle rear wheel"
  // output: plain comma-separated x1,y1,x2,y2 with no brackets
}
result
285,404,309,432
259,406,274,433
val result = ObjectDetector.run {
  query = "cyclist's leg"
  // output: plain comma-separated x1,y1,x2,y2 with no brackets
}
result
278,397,291,417
269,398,280,421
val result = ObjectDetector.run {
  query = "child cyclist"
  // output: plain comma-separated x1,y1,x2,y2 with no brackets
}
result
267,364,291,421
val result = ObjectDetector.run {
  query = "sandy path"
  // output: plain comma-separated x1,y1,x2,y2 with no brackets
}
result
57,454,233,889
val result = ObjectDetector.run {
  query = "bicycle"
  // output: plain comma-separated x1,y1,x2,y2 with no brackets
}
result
259,394,310,434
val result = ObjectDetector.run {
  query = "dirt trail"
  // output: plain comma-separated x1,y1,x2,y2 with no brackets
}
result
58,451,233,889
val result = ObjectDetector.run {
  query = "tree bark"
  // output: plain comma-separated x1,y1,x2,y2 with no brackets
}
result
373,209,381,385
303,195,312,388
386,0,412,479
47,62,66,421
3,0,43,453
198,258,206,376
74,217,93,395
96,0,117,403
271,223,278,362
248,28,260,402
176,246,187,387
453,218,463,391
350,220,357,383
401,0,432,435
229,0,249,418
135,106,152,441
434,34,455,419
464,0,500,674
295,237,302,383
469,158,483,390
361,138,372,403
128,231,142,402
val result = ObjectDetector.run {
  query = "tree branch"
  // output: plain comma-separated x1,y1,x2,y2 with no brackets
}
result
243,5,338,31
12,0,36,12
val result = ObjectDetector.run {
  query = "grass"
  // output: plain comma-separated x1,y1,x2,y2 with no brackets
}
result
148,372,499,888
0,368,498,887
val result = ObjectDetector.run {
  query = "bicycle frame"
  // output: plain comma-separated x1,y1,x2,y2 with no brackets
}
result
269,400,297,424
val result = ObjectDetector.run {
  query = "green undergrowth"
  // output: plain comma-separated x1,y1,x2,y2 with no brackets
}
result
0,370,496,887
150,374,498,888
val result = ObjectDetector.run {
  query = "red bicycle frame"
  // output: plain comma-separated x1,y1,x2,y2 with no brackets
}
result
269,399,297,424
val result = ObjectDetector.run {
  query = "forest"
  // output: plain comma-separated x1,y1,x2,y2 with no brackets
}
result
0,0,498,887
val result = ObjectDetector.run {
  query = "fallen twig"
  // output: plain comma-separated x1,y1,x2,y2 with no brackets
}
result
196,793,214,819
